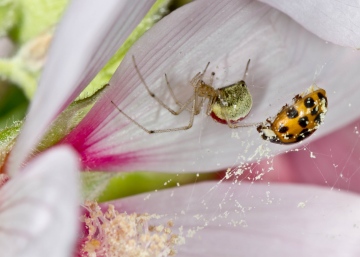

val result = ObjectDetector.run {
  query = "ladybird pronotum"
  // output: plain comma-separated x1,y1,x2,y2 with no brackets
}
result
257,85,327,144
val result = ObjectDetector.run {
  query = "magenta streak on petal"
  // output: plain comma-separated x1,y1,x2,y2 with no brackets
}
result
61,105,148,170
8,1,156,176
79,152,140,171
63,118,164,171
63,107,178,171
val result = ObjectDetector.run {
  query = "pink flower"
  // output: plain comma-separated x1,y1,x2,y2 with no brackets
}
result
5,0,360,256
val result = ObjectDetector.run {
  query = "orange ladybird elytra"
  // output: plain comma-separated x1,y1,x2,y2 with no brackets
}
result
257,85,328,144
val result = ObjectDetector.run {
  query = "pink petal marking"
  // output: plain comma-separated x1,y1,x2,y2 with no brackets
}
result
9,0,156,175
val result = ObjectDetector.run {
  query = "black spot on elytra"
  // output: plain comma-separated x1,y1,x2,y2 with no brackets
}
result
317,92,328,108
311,106,318,116
286,134,294,139
304,97,315,108
286,107,298,119
300,128,312,137
298,116,309,128
296,128,313,141
278,126,289,133
300,128,308,133
317,92,325,100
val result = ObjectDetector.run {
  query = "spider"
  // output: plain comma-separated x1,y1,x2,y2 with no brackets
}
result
110,56,254,134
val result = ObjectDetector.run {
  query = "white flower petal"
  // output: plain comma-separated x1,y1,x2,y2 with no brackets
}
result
114,182,360,256
0,146,80,257
259,0,360,48
66,0,360,173
9,0,156,175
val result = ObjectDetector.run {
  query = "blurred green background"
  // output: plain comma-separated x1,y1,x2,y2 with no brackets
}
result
0,82,28,129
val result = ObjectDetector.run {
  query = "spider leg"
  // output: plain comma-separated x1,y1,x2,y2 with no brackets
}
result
195,97,204,115
223,114,260,128
205,96,216,116
224,117,258,128
242,59,251,81
209,71,215,86
199,62,210,81
164,64,210,113
216,100,259,128
132,55,188,116
111,91,198,134
165,73,193,112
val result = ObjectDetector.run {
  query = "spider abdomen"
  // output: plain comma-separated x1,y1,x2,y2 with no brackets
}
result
210,81,253,124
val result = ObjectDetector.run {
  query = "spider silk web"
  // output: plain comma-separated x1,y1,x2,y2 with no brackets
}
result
114,116,360,256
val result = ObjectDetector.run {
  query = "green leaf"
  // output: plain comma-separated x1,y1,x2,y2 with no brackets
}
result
81,170,218,202
0,0,17,37
81,171,117,201
76,0,171,100
0,120,22,168
9,0,69,44
36,85,108,152
0,0,68,98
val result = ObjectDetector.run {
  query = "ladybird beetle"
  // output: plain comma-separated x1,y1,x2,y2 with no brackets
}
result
257,85,327,144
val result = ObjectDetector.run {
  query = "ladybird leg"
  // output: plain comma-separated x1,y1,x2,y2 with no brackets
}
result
132,55,189,116
292,94,301,102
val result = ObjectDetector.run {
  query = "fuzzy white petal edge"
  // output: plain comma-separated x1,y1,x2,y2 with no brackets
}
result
0,145,80,257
